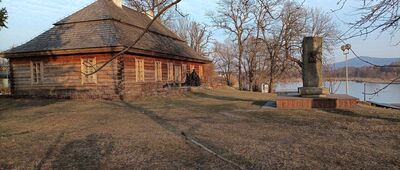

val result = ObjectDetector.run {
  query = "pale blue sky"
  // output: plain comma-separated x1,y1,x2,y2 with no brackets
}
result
0,0,399,62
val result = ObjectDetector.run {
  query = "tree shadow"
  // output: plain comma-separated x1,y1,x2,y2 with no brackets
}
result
35,132,65,170
321,109,400,123
192,91,267,107
120,101,179,134
0,98,62,114
116,101,258,169
51,134,113,170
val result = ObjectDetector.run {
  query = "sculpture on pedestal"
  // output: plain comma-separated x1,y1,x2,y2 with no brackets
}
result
299,37,329,97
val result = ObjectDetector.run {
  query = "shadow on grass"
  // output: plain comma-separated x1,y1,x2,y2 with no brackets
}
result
119,101,181,135
118,101,259,169
321,109,400,123
0,130,33,138
192,92,267,107
0,98,62,112
35,132,65,170
51,134,113,170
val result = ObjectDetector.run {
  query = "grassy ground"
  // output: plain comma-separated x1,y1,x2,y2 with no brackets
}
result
0,88,399,169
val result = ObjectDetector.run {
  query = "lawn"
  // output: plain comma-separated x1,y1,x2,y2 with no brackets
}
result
0,88,399,169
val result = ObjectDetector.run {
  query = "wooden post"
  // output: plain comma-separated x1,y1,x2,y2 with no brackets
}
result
364,82,366,101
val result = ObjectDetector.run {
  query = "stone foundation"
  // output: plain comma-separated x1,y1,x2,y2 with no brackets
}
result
13,83,192,100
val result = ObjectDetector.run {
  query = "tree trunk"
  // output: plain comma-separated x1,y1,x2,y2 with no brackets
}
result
268,77,274,93
238,49,243,90
269,54,275,93
249,71,254,92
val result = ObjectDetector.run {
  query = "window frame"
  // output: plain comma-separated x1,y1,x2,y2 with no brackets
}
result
174,65,182,83
167,63,174,81
182,64,187,82
155,61,162,82
31,61,44,85
135,58,145,82
81,57,98,84
199,65,204,79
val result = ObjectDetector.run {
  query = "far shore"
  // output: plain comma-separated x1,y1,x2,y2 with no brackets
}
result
326,77,400,84
278,77,400,84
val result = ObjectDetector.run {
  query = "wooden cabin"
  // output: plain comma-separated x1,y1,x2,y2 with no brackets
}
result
0,0,210,99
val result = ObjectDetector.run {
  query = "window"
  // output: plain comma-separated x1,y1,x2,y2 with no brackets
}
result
167,63,174,81
174,66,181,82
31,61,43,84
81,58,97,84
182,64,187,82
199,65,204,79
155,61,162,81
136,59,145,82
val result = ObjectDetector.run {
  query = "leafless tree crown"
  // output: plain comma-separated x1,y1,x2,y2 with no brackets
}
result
210,0,339,91
335,0,400,44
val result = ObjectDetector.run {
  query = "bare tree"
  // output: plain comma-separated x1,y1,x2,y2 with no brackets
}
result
170,17,213,57
209,0,254,90
306,8,340,54
82,0,183,77
212,40,238,86
253,1,339,92
241,0,278,91
127,1,212,57
255,1,306,92
331,1,400,98
126,0,184,26
0,0,7,30
242,38,258,91
336,0,400,44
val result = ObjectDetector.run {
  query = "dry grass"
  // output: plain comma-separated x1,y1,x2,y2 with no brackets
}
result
0,87,399,169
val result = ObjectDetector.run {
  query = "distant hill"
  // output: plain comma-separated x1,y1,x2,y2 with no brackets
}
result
333,56,400,68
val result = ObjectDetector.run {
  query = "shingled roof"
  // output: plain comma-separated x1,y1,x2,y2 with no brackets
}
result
1,0,210,63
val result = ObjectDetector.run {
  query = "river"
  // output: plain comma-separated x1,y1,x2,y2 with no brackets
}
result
276,81,400,104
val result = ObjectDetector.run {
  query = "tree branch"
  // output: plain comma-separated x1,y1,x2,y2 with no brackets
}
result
80,0,182,76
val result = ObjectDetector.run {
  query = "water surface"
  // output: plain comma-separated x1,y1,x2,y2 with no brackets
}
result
276,81,400,104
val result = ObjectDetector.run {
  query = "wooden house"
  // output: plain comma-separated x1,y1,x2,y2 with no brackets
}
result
0,0,210,99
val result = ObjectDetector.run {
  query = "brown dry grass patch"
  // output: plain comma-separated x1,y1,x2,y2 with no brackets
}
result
0,87,399,169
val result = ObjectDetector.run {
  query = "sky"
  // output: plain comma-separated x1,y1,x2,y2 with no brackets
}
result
0,0,399,63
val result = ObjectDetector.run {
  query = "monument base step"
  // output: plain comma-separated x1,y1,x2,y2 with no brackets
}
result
276,94,359,109
298,87,329,97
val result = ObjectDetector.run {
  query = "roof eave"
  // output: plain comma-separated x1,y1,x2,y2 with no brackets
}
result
0,47,124,58
125,48,212,64
0,47,211,64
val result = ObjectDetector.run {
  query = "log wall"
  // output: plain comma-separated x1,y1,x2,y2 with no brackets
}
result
123,54,205,97
10,53,207,99
11,54,119,99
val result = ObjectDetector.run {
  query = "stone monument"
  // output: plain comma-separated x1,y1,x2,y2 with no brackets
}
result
275,37,358,109
298,37,329,97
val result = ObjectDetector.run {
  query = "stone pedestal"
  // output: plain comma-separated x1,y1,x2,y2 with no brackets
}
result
299,87,329,97
276,94,359,109
300,37,328,97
